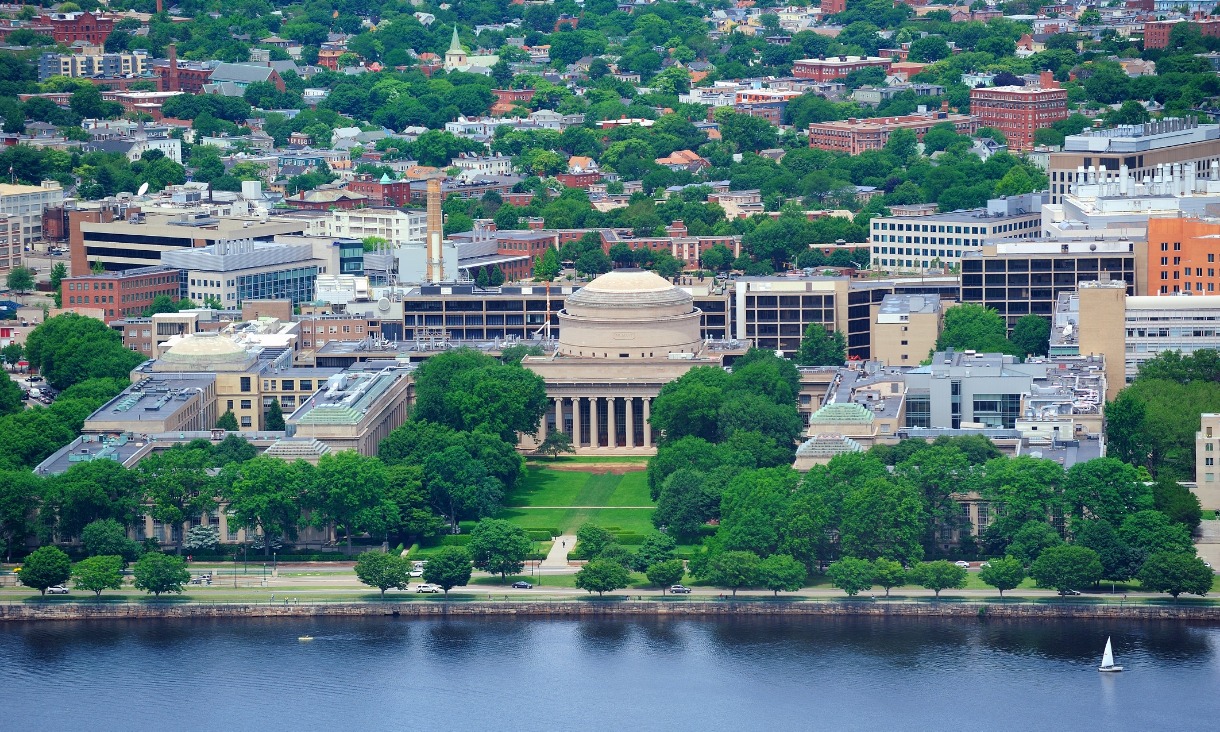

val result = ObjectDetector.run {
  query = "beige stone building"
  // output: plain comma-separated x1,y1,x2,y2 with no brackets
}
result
870,293,944,367
287,364,414,456
523,269,737,454
1196,413,1220,510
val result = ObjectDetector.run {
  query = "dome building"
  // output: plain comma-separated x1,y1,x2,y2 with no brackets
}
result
524,269,732,454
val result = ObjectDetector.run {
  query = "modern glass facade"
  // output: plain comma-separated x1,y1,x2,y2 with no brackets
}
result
235,266,318,305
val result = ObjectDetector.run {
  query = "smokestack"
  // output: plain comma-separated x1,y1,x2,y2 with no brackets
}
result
426,177,443,283
156,0,162,12
166,43,179,93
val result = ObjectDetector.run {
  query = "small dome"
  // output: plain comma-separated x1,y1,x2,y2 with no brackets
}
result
583,269,675,294
161,333,251,367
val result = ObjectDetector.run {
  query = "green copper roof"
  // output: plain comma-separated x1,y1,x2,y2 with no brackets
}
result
809,402,875,426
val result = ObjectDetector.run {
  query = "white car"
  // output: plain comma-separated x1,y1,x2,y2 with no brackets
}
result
954,561,971,569
409,569,424,577
46,585,69,594
415,584,442,593
979,561,991,568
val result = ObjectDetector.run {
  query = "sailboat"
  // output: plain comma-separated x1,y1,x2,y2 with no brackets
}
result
1098,636,1123,673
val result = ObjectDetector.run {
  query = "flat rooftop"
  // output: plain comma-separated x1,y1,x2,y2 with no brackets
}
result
87,374,215,424
290,368,407,426
878,293,940,315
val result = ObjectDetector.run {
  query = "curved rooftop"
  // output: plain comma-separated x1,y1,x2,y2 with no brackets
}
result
565,269,692,311
159,333,253,369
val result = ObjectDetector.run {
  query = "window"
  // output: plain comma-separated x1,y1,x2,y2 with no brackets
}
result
281,379,294,391
240,399,252,409
240,416,252,427
240,377,251,392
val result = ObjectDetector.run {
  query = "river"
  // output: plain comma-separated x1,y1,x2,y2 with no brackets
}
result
2,616,1216,731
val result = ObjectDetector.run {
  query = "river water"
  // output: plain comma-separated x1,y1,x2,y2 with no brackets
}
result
2,615,1216,731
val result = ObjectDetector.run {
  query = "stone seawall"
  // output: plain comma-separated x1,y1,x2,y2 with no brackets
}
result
4,600,1220,623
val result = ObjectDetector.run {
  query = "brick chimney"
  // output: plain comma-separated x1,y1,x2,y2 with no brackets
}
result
1039,70,1057,89
156,0,162,12
666,220,688,237
166,43,180,92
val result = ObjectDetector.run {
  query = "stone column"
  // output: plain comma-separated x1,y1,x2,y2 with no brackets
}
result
643,398,652,447
538,400,548,443
607,396,617,449
555,397,564,435
625,397,635,449
590,397,600,448
573,397,583,448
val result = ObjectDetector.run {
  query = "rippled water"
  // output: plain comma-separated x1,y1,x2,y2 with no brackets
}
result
2,616,1216,731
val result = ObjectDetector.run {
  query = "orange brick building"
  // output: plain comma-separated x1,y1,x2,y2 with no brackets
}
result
1145,217,1220,295
968,71,1067,151
793,56,892,82
808,107,978,155
40,11,114,45
1144,19,1220,50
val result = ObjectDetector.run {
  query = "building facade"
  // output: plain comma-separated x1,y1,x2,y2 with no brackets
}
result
808,108,978,155
0,180,65,245
793,56,892,81
869,194,1044,272
61,265,181,323
161,240,323,307
968,72,1068,151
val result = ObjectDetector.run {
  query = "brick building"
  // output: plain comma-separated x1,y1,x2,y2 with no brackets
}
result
820,0,847,13
968,71,1067,151
346,174,414,207
793,56,892,82
491,88,535,115
1144,217,1220,295
153,45,211,94
40,11,114,45
1144,18,1220,49
808,106,978,155
61,265,181,323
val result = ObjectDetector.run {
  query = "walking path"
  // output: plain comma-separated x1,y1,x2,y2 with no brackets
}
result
542,534,576,569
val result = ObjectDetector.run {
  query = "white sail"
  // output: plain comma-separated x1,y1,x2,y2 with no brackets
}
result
1101,637,1115,669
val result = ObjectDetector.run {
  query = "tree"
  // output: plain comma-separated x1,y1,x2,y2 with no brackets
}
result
646,558,686,593
353,550,409,598
1138,552,1213,599
310,450,395,554
72,554,124,597
937,304,1014,355
796,324,846,366
19,545,71,595
219,456,308,555
759,554,806,596
575,558,631,596
705,550,761,596
633,533,678,572
908,560,968,598
1029,545,1104,594
182,525,220,554
1010,314,1050,357
828,557,874,597
537,430,576,459
422,546,473,596
0,470,40,561
469,518,531,579
1007,521,1063,566
24,314,144,391
839,478,926,565
575,522,616,560
978,556,1026,597
5,266,33,297
264,398,285,431
81,518,140,563
1120,510,1194,565
871,558,907,597
216,410,239,431
534,247,560,281
132,552,190,596
1,342,23,368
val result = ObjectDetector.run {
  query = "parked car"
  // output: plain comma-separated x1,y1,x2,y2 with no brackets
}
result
415,584,442,593
409,569,423,577
979,561,991,568
1057,589,1082,596
669,585,692,594
954,561,970,569
511,581,533,589
46,585,69,594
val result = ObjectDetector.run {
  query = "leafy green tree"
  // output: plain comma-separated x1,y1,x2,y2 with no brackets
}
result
827,557,874,597
534,247,561,281
1029,545,1103,593
216,410,239,431
264,398,285,431
354,550,410,598
759,554,806,596
576,522,617,559
871,558,907,597
5,266,34,296
705,550,762,596
219,456,308,556
72,554,123,596
132,552,190,596
1152,478,1203,533
575,558,631,596
1138,552,1213,599
422,546,474,596
908,560,968,598
632,533,678,572
469,518,531,579
1006,521,1063,565
310,450,396,554
0,342,23,368
81,518,140,563
646,558,686,592
1119,510,1194,564
796,324,846,366
1063,458,1151,528
1010,314,1050,357
936,304,1014,355
839,477,925,565
24,314,144,390
182,525,220,554
537,430,575,459
45,460,141,540
1074,519,1138,582
410,349,548,442
0,470,40,561
135,442,216,554
19,545,71,595
978,556,1026,597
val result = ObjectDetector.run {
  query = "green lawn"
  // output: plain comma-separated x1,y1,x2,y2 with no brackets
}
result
496,467,656,534
529,456,650,465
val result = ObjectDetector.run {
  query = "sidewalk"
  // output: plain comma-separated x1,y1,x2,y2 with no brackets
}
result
541,535,576,569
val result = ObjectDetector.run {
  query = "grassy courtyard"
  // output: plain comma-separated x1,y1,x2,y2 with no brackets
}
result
495,465,655,534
